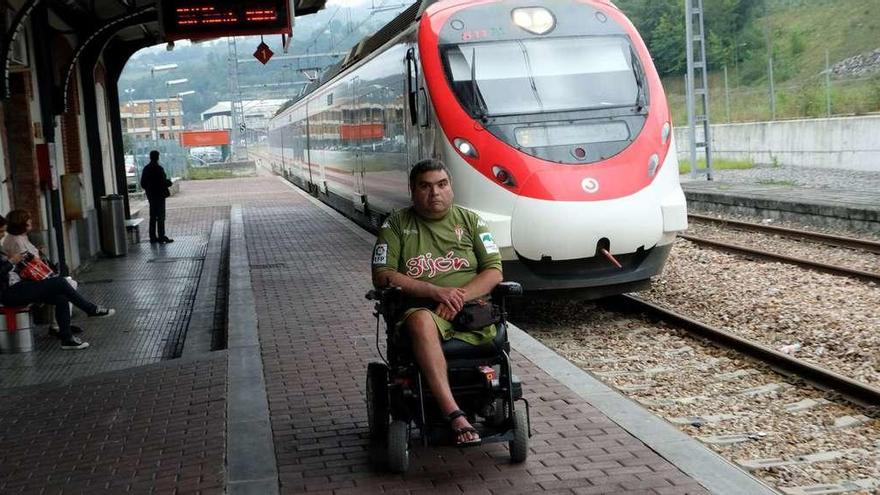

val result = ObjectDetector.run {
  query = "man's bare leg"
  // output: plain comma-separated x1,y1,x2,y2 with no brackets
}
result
406,310,479,443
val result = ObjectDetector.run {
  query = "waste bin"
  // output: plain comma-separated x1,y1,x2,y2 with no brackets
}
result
100,194,127,256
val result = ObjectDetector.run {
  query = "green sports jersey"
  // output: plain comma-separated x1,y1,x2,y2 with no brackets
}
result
372,205,502,285
372,205,503,346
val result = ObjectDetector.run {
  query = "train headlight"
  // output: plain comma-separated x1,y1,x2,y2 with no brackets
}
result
492,165,517,188
454,138,479,158
661,122,671,145
512,7,555,35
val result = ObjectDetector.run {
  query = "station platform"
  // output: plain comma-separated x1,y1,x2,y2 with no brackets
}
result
680,165,880,233
0,173,772,494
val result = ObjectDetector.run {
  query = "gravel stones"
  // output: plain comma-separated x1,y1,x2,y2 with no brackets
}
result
643,240,880,386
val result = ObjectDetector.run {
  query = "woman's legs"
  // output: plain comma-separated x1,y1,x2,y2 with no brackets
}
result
2,278,100,342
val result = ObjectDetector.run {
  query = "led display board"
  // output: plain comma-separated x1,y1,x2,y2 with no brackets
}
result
159,0,293,40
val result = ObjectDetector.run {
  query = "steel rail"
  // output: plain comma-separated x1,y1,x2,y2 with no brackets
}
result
608,294,880,406
678,233,880,284
688,213,880,254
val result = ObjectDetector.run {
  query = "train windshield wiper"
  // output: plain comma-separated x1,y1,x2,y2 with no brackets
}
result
630,46,647,112
470,48,488,119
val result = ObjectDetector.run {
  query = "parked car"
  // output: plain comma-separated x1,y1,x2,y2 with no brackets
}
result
125,155,138,192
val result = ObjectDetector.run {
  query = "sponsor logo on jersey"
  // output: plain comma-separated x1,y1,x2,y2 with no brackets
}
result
406,251,470,278
480,233,499,254
373,244,388,265
454,224,465,242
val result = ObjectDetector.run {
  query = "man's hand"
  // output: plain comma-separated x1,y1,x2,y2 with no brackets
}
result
7,253,22,264
435,302,458,321
431,286,466,313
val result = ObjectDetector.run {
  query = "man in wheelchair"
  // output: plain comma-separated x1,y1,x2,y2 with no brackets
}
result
371,158,524,457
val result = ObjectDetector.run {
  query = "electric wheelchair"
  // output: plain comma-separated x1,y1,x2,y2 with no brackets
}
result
365,281,530,473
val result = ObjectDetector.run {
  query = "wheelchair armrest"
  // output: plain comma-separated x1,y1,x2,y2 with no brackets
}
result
365,285,403,301
492,281,523,299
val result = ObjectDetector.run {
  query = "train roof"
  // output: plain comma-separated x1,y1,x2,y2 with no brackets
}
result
274,1,422,118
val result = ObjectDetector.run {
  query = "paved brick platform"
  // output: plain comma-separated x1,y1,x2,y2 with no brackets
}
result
243,176,710,494
0,355,226,494
0,174,751,494
0,180,235,493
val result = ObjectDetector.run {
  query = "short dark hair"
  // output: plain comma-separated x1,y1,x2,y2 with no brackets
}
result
6,209,30,236
149,150,160,161
408,158,450,190
0,215,6,229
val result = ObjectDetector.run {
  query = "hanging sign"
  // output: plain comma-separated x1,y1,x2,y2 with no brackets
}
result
254,41,274,65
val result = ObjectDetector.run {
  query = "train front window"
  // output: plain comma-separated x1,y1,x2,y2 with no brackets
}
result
442,36,642,117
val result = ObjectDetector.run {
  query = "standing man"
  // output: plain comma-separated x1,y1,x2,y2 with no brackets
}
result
139,150,174,244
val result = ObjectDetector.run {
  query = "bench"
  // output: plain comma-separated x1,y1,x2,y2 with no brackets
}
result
0,306,33,353
125,218,144,244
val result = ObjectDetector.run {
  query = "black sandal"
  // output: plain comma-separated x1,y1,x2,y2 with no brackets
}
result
448,409,482,447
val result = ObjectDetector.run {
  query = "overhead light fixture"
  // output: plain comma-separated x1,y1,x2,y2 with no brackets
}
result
512,7,555,35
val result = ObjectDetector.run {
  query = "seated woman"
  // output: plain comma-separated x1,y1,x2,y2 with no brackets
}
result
3,208,84,334
0,216,114,350
3,209,51,262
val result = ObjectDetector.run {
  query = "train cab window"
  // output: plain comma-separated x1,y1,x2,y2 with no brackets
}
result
441,36,643,118
417,89,429,128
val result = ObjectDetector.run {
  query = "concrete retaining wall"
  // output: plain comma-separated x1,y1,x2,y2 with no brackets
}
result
675,114,880,172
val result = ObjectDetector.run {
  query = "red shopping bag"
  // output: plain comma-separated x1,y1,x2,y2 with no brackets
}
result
16,253,54,281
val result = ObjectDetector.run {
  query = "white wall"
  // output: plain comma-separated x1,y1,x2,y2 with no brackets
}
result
675,114,880,172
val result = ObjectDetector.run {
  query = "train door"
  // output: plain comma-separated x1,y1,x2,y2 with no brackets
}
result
350,76,367,211
404,47,422,165
303,103,314,192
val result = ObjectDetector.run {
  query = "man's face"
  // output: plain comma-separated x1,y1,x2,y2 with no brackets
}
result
411,170,454,218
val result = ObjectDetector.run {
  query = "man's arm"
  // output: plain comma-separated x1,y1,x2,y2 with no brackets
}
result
374,270,466,311
461,267,502,301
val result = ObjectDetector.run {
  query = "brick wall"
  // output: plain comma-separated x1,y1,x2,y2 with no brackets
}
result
6,72,41,228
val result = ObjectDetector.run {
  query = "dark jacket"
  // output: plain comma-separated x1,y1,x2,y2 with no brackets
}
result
140,161,172,199
0,256,14,294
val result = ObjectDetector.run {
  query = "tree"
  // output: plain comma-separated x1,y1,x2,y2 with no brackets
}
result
651,5,687,75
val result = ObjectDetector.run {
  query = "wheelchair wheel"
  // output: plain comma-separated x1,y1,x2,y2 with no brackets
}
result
509,408,529,463
366,362,389,442
387,420,410,473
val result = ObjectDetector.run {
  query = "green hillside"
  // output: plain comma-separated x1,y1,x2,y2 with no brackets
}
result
618,0,880,124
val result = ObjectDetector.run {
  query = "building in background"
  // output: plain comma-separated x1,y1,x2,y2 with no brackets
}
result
119,97,185,141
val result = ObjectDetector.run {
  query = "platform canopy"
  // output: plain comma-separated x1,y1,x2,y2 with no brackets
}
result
1,0,328,101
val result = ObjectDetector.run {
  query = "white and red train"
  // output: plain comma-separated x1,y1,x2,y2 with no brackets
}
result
267,0,688,295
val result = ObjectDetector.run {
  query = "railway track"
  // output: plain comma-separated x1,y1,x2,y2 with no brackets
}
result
516,297,880,494
688,213,880,254
606,294,880,407
682,214,880,283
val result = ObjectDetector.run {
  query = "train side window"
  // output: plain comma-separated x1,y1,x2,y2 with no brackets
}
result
417,88,429,128
406,48,418,125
